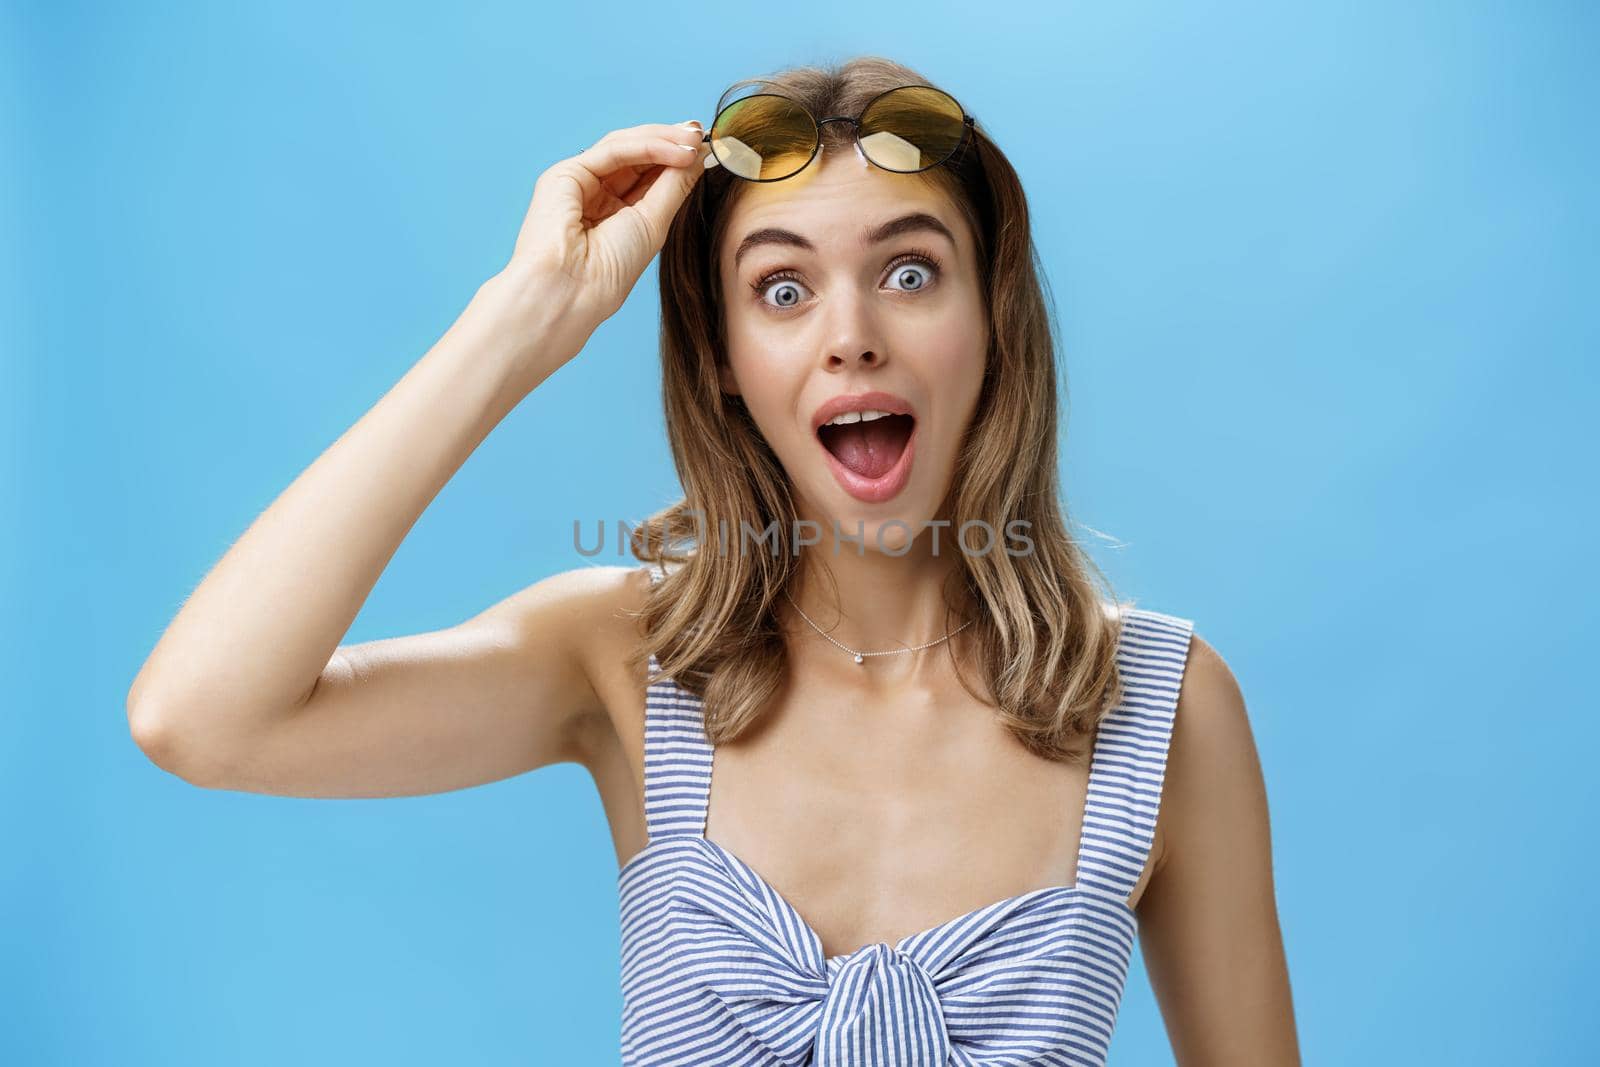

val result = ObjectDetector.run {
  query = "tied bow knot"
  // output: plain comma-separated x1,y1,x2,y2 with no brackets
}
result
703,938,951,1066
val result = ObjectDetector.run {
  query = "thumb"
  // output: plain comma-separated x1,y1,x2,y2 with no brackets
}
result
632,142,710,246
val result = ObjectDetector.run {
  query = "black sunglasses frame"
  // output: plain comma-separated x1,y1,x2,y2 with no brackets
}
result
698,83,978,183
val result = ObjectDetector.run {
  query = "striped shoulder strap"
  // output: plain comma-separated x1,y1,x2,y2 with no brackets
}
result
640,564,714,840
1074,606,1196,901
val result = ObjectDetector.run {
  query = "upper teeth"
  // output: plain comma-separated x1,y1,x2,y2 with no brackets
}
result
823,409,896,427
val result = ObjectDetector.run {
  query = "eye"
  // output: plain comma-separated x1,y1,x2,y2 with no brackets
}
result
749,248,944,311
752,271,810,310
883,249,942,292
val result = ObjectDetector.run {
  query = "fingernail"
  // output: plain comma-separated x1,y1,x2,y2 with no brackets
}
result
681,119,702,130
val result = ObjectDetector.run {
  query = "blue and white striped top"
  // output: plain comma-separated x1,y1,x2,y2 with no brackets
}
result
618,586,1195,1066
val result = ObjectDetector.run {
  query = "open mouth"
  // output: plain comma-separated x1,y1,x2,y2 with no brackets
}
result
815,412,917,503
817,413,915,478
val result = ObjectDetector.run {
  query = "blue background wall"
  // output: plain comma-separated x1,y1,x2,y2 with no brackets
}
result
5,1,1596,1063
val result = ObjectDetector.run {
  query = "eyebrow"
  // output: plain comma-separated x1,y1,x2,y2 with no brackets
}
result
731,211,958,270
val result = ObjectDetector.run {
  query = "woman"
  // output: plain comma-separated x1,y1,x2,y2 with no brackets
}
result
128,56,1299,1066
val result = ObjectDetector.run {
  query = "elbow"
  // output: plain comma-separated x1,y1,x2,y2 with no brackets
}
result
126,696,218,788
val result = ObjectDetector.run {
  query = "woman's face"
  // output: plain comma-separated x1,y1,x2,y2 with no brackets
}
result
716,149,989,556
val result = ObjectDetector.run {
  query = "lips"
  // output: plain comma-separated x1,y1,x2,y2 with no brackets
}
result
811,391,918,504
810,390,917,434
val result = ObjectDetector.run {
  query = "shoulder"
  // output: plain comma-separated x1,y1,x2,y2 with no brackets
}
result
512,563,657,761
494,563,657,702
524,562,656,658
1171,632,1252,778
499,563,655,638
1145,621,1237,713
1113,608,1238,737
1152,629,1268,869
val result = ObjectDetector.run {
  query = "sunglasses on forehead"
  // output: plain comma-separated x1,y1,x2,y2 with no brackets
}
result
698,83,978,183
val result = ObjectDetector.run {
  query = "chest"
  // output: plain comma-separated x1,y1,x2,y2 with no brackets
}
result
698,674,1095,960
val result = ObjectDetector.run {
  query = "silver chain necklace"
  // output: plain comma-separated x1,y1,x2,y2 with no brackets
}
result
782,589,977,665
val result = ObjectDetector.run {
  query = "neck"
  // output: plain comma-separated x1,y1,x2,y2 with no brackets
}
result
782,540,974,675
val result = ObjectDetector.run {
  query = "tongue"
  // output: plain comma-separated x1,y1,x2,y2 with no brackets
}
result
823,419,908,479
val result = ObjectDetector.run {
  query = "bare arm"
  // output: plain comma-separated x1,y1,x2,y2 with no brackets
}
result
1136,635,1302,1065
126,121,709,797
125,267,595,793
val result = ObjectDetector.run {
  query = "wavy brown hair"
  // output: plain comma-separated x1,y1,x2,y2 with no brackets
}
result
625,55,1129,762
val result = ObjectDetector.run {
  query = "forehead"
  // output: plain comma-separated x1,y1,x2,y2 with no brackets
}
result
718,151,966,271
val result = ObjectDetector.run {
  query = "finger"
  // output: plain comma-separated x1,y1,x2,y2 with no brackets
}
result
592,149,704,215
525,152,648,233
589,158,687,223
602,166,647,201
628,140,710,243
574,130,704,186
579,122,701,167
602,157,673,203
617,164,669,209
589,182,634,222
524,128,702,241
606,121,707,143
590,123,702,197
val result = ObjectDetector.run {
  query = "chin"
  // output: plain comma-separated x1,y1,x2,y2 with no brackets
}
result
796,499,940,559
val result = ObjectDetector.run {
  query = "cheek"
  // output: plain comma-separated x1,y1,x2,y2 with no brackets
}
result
724,342,807,439
914,304,988,386
915,308,988,440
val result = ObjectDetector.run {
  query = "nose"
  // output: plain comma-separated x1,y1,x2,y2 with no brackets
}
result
825,346,883,371
820,291,887,373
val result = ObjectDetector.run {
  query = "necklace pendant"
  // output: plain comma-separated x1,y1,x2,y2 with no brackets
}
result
853,653,864,664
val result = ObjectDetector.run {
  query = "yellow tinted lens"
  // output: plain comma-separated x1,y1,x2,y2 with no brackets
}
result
857,86,966,172
709,94,817,181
